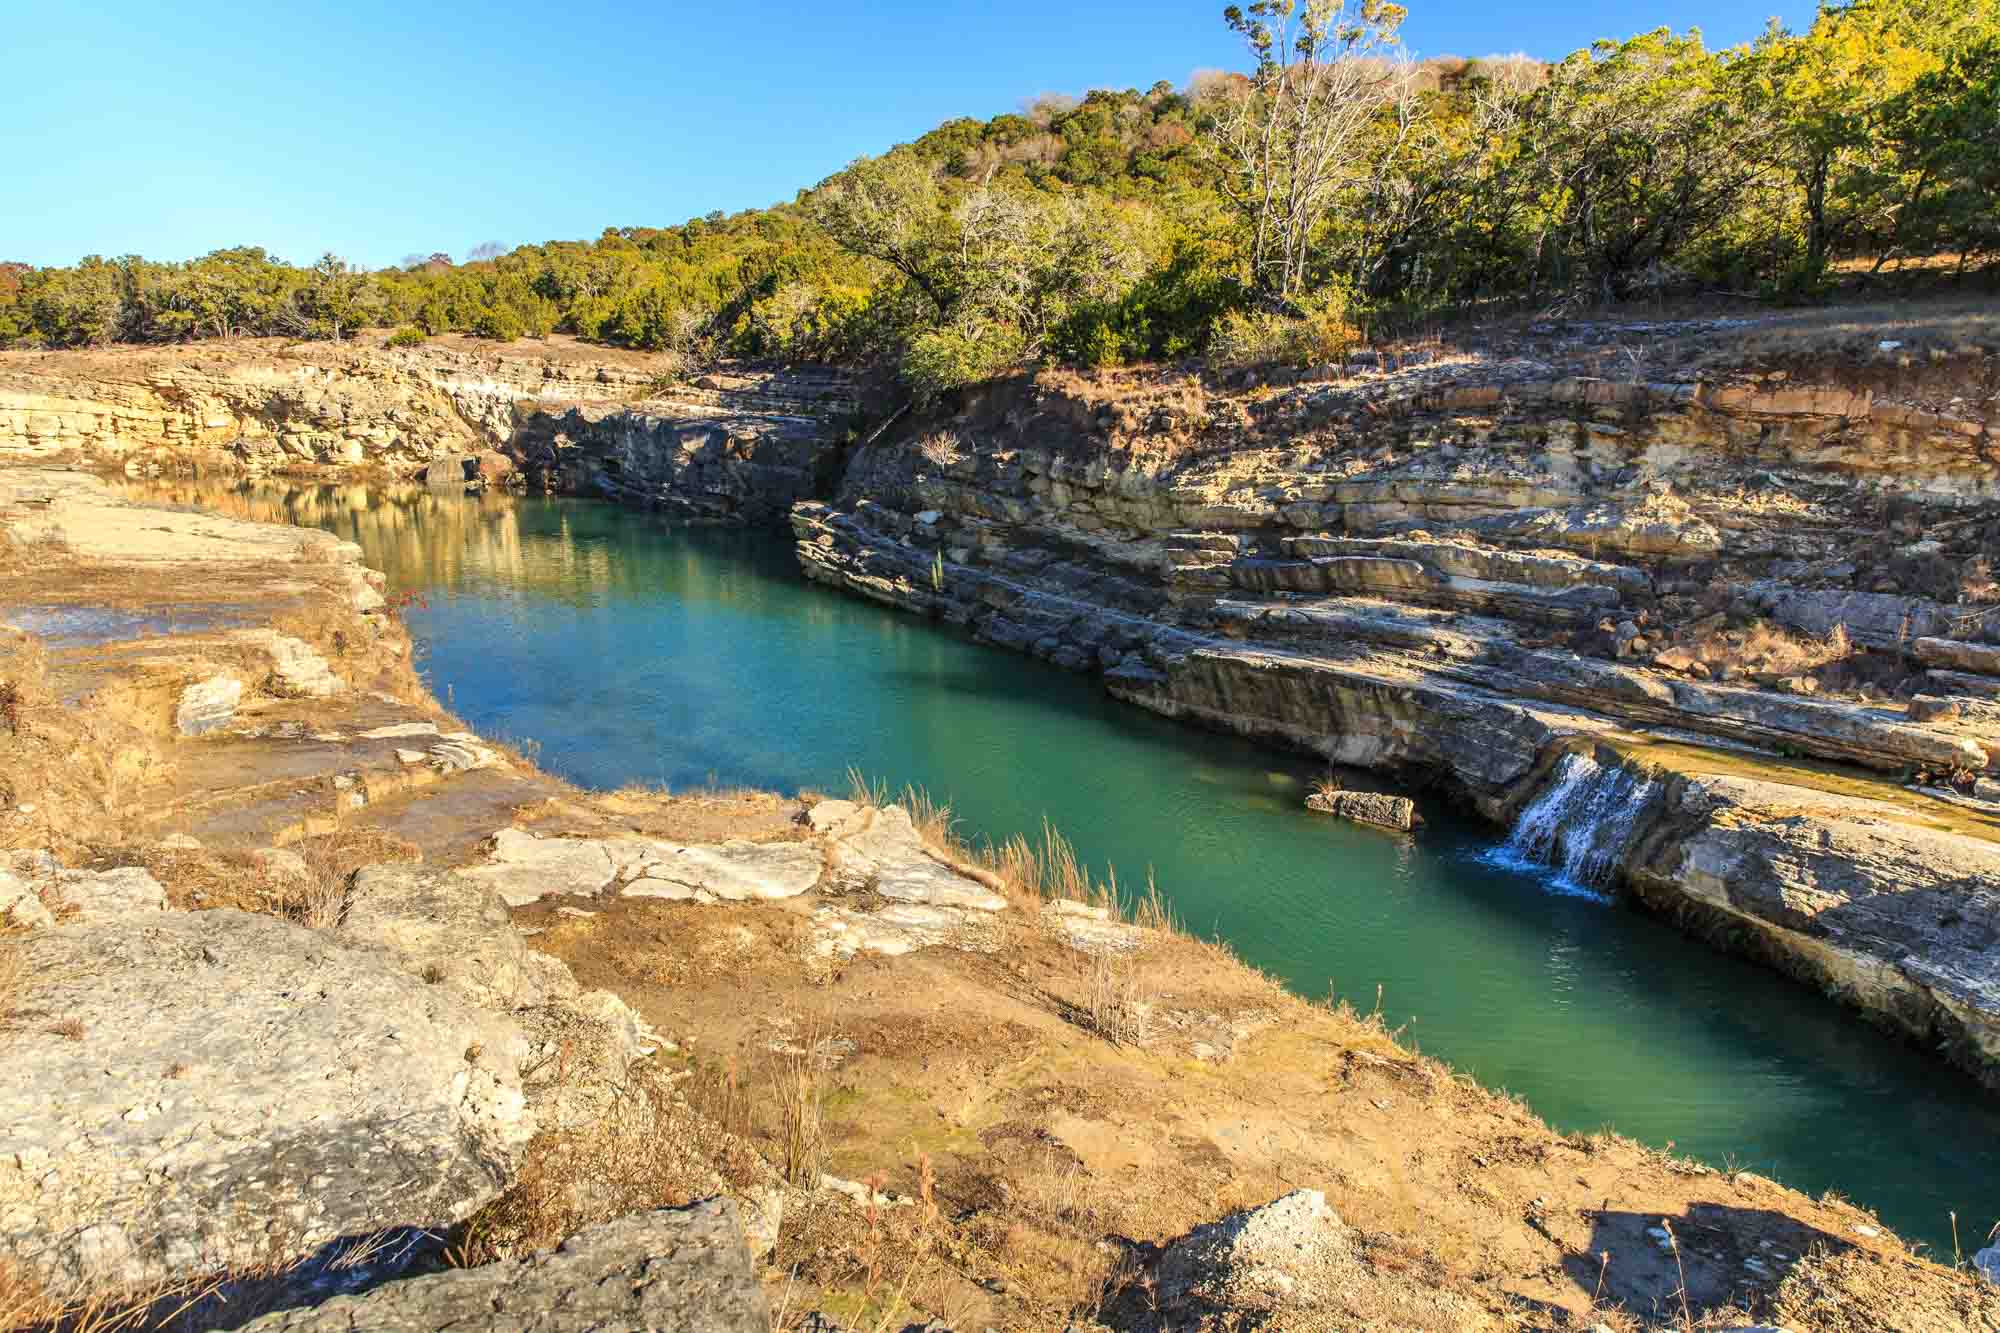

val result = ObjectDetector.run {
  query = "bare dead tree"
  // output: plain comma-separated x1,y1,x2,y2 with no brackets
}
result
1201,0,1411,304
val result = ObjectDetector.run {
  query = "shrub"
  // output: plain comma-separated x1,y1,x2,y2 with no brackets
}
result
1207,287,1358,370
470,306,524,342
900,319,1026,406
385,326,427,348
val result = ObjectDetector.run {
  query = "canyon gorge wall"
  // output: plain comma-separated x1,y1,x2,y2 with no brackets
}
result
0,337,857,523
6,323,2000,1086
790,322,2000,1083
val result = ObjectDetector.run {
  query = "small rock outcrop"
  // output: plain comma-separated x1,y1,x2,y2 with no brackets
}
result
1154,1189,1347,1314
238,1200,769,1332
174,673,244,735
1304,787,1416,831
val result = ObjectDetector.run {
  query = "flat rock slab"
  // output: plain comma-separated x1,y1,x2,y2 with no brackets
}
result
1,911,529,1290
824,805,1008,912
1043,899,1150,954
47,865,168,921
456,827,820,906
619,840,823,902
452,827,623,906
812,901,1003,958
239,1200,767,1332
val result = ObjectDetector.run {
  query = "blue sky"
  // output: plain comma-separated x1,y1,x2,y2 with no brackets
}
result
6,0,1816,270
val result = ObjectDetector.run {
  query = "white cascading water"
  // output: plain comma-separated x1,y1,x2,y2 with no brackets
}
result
1488,753,1655,898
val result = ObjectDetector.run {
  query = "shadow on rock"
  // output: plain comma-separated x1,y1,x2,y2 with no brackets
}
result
20,1228,450,1333
1567,1201,1853,1325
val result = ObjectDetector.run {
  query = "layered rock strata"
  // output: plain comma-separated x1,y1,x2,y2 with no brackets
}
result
0,338,855,523
793,346,2000,1083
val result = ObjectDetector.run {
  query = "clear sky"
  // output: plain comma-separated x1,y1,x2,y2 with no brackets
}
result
6,0,1816,270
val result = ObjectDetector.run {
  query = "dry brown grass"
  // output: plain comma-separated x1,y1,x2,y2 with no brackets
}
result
288,827,420,929
454,1068,758,1266
135,827,415,929
0,635,163,856
774,1161,950,1333
140,846,291,914
772,1027,829,1188
1766,1243,2000,1331
270,600,359,667
0,525,73,578
0,940,25,1030
1679,618,1856,682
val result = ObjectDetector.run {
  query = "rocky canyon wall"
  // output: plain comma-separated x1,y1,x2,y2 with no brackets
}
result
792,318,2000,1083
0,336,857,522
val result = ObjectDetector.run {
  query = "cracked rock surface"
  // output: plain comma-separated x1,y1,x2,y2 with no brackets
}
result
1,910,531,1290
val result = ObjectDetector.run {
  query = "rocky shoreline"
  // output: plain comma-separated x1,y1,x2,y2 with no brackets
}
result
6,326,2000,1094
0,463,1996,1326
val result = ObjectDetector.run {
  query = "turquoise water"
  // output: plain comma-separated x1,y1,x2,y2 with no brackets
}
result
149,480,2000,1252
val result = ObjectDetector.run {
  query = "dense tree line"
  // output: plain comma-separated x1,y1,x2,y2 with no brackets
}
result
3,0,1994,401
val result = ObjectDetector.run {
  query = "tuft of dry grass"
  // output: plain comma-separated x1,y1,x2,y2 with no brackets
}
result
138,827,415,930
1081,949,1150,1045
0,1227,418,1333
454,1067,756,1267
288,827,420,930
772,1029,829,1188
1681,618,1856,680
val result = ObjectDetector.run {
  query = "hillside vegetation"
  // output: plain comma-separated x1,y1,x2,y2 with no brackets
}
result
3,0,1997,404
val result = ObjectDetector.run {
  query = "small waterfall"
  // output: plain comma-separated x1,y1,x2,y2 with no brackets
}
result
1488,753,1655,898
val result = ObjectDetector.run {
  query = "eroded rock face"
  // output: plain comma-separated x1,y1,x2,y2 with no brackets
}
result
508,366,857,523
237,1200,769,1332
0,341,855,524
1627,772,2000,1077
793,362,2000,1082
0,910,530,1290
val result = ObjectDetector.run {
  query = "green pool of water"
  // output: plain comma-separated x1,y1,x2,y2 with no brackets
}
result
142,478,2000,1253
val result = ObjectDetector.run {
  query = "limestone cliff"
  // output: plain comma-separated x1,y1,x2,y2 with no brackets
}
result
791,317,2000,1084
0,335,856,523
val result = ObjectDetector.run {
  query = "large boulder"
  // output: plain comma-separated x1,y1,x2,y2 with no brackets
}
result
239,1200,768,1331
0,910,531,1290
